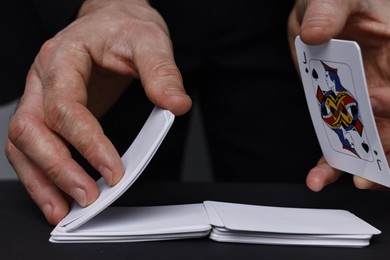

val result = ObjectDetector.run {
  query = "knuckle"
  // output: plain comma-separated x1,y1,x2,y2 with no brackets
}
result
36,38,62,65
45,101,82,135
153,61,181,78
24,181,39,200
8,114,37,148
4,140,18,165
78,133,105,160
44,101,69,132
44,162,63,182
39,39,56,56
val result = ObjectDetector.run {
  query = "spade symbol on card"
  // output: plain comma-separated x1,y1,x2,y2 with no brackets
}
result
361,142,369,153
373,150,383,171
312,69,319,80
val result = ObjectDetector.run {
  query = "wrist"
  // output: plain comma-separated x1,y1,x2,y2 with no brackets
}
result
78,0,150,17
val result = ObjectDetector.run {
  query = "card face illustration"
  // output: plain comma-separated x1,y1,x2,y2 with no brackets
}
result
295,36,390,187
309,59,372,161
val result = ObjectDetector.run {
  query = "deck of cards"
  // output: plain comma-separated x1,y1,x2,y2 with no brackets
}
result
49,106,381,247
295,36,390,187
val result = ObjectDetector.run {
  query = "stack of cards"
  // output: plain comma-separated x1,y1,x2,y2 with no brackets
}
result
51,201,380,248
48,106,381,247
295,36,390,187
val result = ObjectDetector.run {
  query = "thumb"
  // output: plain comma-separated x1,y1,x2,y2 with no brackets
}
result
134,38,192,116
298,0,355,45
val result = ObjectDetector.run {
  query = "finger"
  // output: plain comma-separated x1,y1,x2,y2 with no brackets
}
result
353,176,389,191
67,2,192,116
298,0,357,45
369,88,390,118
9,68,100,207
306,157,343,191
36,39,125,187
130,27,192,116
5,140,69,225
368,88,390,156
288,3,302,67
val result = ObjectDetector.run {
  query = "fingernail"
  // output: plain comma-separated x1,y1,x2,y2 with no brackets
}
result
70,188,87,207
42,204,53,220
100,166,114,186
370,97,378,112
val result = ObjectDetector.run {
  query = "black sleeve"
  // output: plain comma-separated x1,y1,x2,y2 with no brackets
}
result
31,0,84,36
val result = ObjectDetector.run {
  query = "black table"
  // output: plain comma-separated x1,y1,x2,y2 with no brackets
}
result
2,180,390,260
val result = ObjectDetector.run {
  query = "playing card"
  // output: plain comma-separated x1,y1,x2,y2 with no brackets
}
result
205,200,380,247
295,36,390,187
50,204,211,243
51,200,380,247
204,201,380,235
57,106,175,231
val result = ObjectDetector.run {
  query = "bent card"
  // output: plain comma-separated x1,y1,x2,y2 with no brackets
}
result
57,107,175,231
295,36,390,187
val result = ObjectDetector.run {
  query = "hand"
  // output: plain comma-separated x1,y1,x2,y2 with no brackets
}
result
5,0,192,225
288,0,390,191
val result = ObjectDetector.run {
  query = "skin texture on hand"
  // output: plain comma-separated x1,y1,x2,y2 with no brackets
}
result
5,0,192,225
288,0,390,192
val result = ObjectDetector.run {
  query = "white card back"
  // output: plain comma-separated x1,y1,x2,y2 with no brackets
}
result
58,107,174,231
